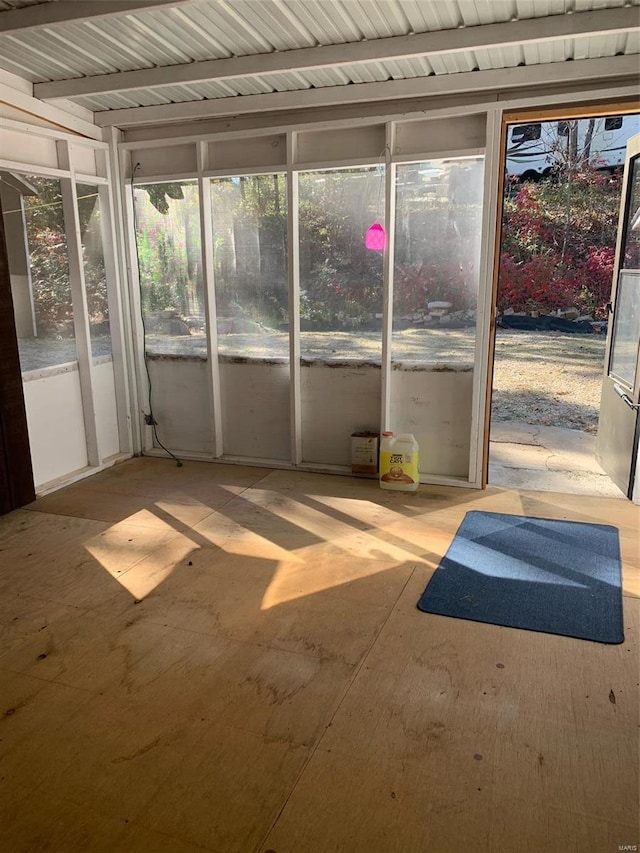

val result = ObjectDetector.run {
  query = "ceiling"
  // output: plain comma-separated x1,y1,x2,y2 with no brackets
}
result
0,0,638,128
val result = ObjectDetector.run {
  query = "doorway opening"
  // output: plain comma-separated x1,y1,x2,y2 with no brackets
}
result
488,108,639,496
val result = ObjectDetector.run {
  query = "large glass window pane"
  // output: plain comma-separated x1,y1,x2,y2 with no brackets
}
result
609,271,640,388
211,174,288,357
609,155,640,389
393,157,484,363
133,182,205,356
1,173,76,371
298,167,384,361
76,184,111,358
210,174,291,461
391,157,484,479
621,156,640,270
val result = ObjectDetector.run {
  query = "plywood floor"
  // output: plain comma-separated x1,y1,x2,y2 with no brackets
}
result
1,458,638,853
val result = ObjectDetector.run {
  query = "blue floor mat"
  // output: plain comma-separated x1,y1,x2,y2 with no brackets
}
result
417,511,624,644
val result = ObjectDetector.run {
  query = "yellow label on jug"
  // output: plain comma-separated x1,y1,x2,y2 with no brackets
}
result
379,451,418,485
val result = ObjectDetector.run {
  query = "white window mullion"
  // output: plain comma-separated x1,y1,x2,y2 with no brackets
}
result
123,171,153,453
470,107,503,487
381,124,396,433
287,132,302,465
57,140,102,467
95,142,134,456
106,129,141,454
197,141,223,458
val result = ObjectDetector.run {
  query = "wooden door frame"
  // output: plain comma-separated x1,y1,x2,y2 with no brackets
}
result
481,98,640,488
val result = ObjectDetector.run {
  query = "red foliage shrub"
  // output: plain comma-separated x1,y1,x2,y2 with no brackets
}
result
498,253,580,314
498,165,621,316
581,245,615,317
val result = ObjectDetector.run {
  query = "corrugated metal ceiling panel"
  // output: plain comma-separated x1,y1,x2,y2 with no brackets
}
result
340,61,395,84
261,70,311,92
0,0,600,85
330,0,411,38
2,31,92,78
475,44,524,71
214,1,316,50
302,66,353,87
573,32,631,59
625,29,640,53
1,0,638,84
79,20,173,70
275,0,363,44
383,56,435,79
573,0,629,9
0,0,52,9
522,40,571,64
0,0,638,112
165,1,277,55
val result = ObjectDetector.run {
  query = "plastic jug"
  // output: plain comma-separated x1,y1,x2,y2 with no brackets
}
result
379,432,419,491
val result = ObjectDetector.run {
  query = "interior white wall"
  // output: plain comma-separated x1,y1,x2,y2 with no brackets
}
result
123,115,486,482
23,367,88,487
69,144,98,177
0,128,60,171
1,95,132,494
125,112,491,483
390,367,473,478
143,358,473,479
220,360,290,461
120,88,639,495
94,359,121,460
1,54,637,497
301,363,381,467
146,358,214,455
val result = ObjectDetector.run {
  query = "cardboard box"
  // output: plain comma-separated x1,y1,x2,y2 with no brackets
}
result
351,432,379,477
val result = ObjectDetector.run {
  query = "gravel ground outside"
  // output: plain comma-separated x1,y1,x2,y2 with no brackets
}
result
491,329,606,433
18,337,112,371
18,327,606,434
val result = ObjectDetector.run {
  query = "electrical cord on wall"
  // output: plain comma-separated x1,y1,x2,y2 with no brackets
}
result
131,162,183,467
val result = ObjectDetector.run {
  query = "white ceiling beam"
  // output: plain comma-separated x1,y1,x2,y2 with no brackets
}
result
94,54,640,128
0,71,103,139
117,86,639,149
0,0,193,34
35,6,640,101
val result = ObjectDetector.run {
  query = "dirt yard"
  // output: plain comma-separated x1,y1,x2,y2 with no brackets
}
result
491,329,606,433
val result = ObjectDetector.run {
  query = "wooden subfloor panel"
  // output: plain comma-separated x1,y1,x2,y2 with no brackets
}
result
0,459,638,852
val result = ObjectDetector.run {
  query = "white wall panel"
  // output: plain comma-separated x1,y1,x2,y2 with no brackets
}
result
390,366,473,478
301,363,381,466
394,114,486,158
94,359,120,459
209,134,286,171
23,368,89,488
147,357,214,454
296,125,386,165
219,360,290,460
70,143,98,176
130,143,197,179
0,126,59,168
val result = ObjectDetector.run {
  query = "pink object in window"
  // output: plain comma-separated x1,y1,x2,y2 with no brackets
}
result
365,222,386,251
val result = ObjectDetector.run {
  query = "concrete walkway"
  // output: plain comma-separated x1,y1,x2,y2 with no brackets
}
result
489,421,624,498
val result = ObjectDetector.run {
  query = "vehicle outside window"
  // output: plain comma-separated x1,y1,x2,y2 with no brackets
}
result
511,124,542,143
604,116,623,131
